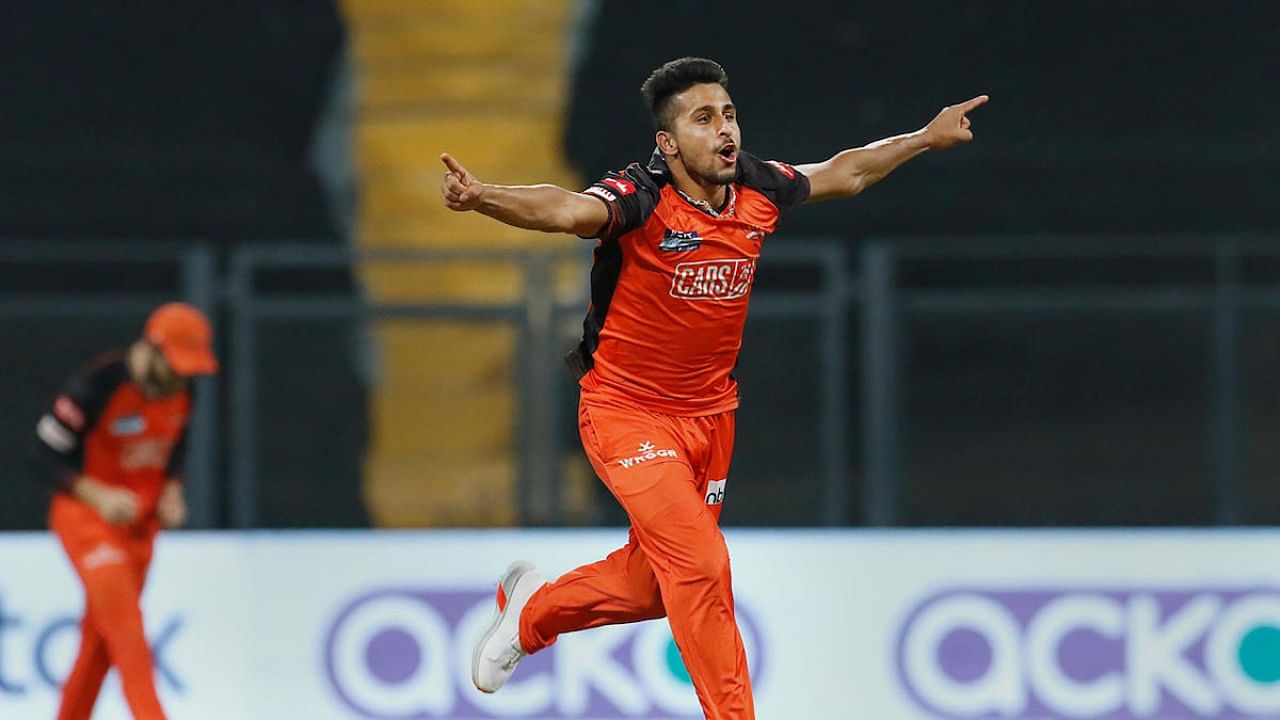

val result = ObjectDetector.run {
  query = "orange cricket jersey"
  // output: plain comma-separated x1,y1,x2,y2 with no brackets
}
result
34,353,192,522
573,150,810,416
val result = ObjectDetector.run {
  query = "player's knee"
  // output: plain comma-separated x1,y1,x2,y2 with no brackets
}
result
687,542,730,584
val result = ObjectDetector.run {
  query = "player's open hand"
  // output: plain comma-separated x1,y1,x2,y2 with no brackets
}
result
157,479,187,529
922,95,989,150
90,484,140,525
440,152,486,211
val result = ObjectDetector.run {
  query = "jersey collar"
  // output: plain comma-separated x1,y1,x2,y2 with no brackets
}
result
648,148,737,219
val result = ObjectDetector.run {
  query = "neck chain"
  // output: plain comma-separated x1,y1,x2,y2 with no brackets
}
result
676,185,735,218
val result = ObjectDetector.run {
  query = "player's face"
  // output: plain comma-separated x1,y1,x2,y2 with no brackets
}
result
667,83,740,186
142,344,188,398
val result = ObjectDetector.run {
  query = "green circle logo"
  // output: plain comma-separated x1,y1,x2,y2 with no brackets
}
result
665,637,693,685
1239,625,1280,683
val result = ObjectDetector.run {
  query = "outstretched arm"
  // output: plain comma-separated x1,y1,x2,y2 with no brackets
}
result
797,95,989,203
440,153,609,236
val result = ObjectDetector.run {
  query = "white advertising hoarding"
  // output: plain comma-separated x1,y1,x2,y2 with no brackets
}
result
2,529,1280,719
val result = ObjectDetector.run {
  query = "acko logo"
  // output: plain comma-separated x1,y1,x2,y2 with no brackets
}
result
323,587,766,719
895,588,1280,719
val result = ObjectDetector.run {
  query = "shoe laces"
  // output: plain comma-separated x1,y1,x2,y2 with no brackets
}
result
500,641,525,671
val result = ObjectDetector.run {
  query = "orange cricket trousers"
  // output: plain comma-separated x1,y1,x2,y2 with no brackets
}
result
519,391,754,720
49,494,167,720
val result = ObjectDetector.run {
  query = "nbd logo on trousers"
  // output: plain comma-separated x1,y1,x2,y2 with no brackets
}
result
894,588,1280,719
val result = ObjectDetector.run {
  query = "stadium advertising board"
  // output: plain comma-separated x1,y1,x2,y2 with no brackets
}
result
1,530,1278,718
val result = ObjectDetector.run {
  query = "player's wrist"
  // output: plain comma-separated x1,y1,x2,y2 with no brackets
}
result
914,127,939,151
70,475,102,504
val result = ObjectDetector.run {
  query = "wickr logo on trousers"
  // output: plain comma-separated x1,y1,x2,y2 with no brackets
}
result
895,587,1280,719
617,441,678,469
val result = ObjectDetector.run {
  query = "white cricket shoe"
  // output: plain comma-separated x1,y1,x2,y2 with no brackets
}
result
472,560,546,693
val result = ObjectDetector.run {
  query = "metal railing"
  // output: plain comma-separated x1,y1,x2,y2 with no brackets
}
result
223,241,854,527
225,244,593,528
859,235,1277,526
6,235,1276,528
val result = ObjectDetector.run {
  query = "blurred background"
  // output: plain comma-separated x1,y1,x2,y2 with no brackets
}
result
3,2,1280,718
3,0,1277,531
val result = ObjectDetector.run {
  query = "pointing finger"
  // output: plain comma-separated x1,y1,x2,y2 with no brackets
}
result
440,152,468,180
959,95,990,113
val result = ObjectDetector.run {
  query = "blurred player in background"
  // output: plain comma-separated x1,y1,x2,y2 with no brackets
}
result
32,302,217,720
442,57,987,719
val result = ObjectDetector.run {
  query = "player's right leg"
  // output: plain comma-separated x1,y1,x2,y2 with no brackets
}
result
519,528,665,652
472,397,676,694
55,614,110,720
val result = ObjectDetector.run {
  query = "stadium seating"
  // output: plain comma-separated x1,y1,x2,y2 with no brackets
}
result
343,0,582,526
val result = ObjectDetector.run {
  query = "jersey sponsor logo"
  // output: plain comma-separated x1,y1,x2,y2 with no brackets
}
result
601,177,636,196
582,185,617,203
617,441,678,469
36,415,76,453
705,478,727,505
670,258,756,301
766,160,797,180
111,414,147,436
53,395,85,430
121,438,173,471
659,228,702,252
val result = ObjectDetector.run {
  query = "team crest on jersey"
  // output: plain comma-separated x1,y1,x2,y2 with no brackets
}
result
766,160,797,180
659,228,702,252
110,414,147,436
601,177,636,196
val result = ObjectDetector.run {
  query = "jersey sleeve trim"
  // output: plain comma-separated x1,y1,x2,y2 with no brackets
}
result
736,151,811,214
32,355,128,487
579,153,666,242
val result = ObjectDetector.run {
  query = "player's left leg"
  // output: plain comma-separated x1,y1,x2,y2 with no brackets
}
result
676,409,755,720
50,496,113,720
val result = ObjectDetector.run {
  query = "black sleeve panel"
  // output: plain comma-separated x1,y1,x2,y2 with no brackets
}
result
31,355,128,488
736,151,811,214
579,162,664,242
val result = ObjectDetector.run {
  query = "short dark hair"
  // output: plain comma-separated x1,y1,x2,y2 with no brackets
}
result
641,57,730,130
